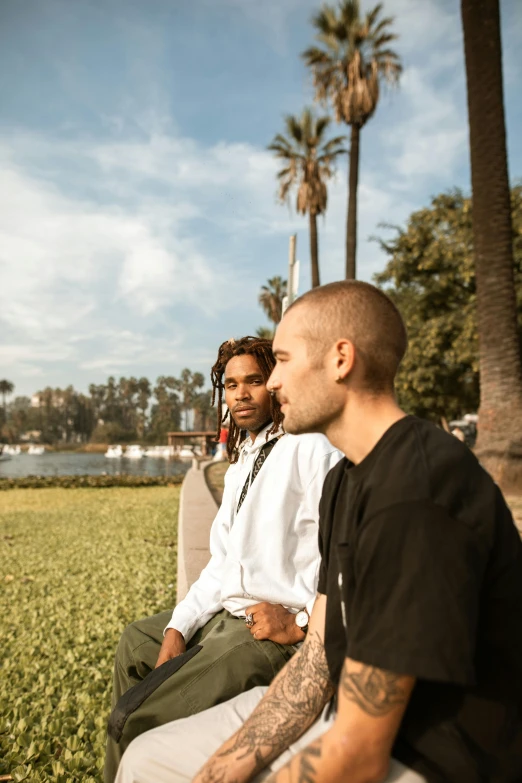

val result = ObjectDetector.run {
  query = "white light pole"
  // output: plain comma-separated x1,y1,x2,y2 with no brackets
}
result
281,234,300,317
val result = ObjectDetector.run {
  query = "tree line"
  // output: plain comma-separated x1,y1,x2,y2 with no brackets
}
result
257,185,522,424
0,371,217,446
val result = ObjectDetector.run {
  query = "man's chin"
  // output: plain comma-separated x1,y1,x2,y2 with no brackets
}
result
282,413,325,436
231,413,271,433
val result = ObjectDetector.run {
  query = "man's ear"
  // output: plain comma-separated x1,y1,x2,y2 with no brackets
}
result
334,339,355,382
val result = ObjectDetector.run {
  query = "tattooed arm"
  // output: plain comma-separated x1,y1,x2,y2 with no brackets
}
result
268,659,415,783
193,594,334,783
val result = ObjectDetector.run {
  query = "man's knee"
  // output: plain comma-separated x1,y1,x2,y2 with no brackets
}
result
115,621,139,660
117,725,188,783
115,731,147,782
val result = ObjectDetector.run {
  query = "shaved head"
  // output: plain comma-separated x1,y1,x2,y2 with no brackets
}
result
288,281,408,393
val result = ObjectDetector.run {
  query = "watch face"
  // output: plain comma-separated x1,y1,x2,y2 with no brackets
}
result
296,611,308,628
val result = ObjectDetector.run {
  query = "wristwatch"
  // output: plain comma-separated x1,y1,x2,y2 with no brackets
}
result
295,609,309,632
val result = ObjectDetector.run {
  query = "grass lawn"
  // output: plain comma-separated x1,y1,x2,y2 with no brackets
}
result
0,487,180,783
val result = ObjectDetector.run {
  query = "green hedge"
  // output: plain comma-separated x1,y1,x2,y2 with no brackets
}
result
0,474,185,490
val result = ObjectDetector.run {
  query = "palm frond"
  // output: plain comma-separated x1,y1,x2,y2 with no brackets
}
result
370,17,395,37
315,115,331,139
366,3,384,28
311,5,338,35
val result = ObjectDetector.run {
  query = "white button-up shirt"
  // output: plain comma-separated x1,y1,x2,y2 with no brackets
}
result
167,425,342,642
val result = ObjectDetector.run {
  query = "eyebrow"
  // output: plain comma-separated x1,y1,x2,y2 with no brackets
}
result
273,349,289,358
224,373,264,384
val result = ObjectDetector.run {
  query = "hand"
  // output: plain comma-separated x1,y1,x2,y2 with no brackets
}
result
245,602,305,646
155,628,186,668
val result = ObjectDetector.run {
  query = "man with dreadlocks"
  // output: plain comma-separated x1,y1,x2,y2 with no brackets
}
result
104,336,341,783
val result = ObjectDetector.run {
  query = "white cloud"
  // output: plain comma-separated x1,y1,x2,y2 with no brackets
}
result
0,108,444,393
384,65,467,182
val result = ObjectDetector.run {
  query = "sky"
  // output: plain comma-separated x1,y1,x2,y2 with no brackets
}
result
1,0,521,398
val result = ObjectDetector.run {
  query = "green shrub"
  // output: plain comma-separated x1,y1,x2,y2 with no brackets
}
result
0,487,180,781
0,474,184,491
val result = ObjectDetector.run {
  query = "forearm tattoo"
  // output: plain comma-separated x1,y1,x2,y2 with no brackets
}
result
202,631,334,781
340,661,407,717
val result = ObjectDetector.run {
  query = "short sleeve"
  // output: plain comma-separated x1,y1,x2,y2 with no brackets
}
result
317,528,328,595
317,486,331,595
345,502,488,686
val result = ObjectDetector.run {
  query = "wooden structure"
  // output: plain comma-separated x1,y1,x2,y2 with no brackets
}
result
167,431,216,456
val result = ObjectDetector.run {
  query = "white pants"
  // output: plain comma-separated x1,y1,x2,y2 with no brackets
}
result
115,686,426,783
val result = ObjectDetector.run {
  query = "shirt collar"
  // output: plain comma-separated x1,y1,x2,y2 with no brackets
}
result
238,422,284,462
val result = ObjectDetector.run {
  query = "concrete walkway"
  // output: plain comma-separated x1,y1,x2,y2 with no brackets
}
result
176,461,217,603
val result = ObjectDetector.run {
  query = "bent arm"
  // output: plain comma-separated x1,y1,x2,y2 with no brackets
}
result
166,470,236,642
194,594,334,783
268,659,415,783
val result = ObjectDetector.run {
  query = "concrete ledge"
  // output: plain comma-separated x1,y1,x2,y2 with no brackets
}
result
176,460,218,603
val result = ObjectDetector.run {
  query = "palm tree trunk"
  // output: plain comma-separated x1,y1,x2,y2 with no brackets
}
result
309,211,320,288
345,124,360,280
461,0,522,474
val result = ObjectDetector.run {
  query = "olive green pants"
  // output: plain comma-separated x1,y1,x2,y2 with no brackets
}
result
103,609,296,783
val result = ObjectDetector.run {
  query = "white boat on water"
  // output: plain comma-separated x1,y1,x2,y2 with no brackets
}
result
105,445,123,458
125,444,144,459
27,445,45,455
178,446,196,459
3,445,21,455
144,445,174,458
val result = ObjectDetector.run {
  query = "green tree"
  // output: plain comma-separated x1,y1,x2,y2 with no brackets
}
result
149,376,181,441
374,187,522,422
72,394,95,443
117,376,139,434
6,396,31,440
88,383,106,425
0,380,14,424
303,0,401,279
461,0,522,478
193,390,217,432
178,369,205,431
259,276,288,326
268,108,345,288
256,326,275,340
137,377,152,438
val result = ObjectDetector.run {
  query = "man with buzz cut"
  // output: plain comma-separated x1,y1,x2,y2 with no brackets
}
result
116,281,522,783
103,335,342,782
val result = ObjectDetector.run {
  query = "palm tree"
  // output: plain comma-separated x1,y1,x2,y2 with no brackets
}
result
0,380,14,422
256,326,275,340
268,108,346,288
303,0,401,279
258,276,288,327
461,0,522,478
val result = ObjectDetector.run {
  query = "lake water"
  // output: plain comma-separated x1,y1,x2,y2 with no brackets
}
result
0,452,191,479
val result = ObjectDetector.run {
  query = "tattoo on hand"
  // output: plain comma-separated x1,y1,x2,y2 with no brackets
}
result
340,661,407,717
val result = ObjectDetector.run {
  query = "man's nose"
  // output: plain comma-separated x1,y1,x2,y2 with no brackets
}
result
235,384,251,399
267,369,280,391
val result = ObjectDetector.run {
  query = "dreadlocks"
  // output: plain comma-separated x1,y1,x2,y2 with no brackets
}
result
211,336,283,463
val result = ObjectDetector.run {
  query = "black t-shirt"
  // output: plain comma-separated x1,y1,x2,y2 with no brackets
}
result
318,416,522,783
